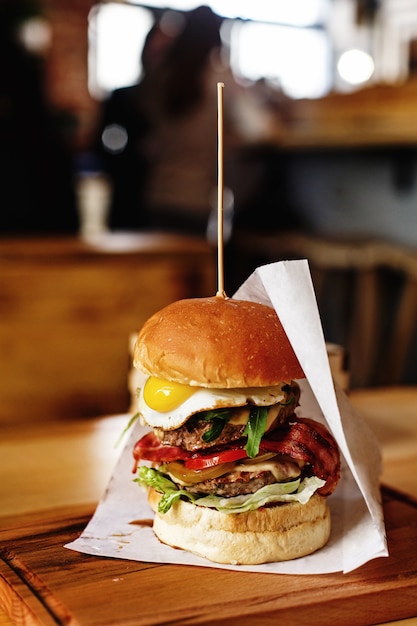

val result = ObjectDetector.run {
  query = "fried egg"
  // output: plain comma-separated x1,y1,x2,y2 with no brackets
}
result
137,376,287,430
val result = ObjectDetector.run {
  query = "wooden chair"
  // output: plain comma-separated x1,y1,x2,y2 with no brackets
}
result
234,231,417,388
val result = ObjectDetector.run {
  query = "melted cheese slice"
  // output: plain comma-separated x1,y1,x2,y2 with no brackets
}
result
237,458,301,482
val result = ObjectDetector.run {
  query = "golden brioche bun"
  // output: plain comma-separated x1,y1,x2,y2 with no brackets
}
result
133,296,304,388
148,488,331,565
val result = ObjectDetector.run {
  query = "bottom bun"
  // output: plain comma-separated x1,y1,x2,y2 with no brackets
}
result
148,488,331,565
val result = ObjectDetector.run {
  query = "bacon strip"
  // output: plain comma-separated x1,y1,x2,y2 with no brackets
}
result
132,431,192,471
260,417,340,496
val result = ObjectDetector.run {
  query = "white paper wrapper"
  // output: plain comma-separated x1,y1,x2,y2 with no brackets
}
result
65,260,388,574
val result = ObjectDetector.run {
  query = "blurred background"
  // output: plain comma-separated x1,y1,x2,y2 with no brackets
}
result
2,0,417,422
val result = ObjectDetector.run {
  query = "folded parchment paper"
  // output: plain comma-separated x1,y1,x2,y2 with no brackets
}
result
65,260,388,574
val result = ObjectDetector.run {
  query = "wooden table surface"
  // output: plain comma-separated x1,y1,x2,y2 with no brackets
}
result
1,387,417,625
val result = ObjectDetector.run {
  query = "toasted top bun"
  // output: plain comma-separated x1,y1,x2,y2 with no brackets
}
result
133,296,304,388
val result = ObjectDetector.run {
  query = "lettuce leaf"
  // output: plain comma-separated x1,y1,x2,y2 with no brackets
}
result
136,466,324,514
115,412,140,448
194,477,325,513
136,466,196,513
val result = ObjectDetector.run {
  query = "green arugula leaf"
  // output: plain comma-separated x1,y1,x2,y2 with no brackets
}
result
198,408,231,443
280,396,295,407
114,412,140,448
243,406,269,457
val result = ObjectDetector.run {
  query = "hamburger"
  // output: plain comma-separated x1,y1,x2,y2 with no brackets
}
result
132,295,340,565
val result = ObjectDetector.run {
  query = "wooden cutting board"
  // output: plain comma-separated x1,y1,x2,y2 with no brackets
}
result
1,486,417,626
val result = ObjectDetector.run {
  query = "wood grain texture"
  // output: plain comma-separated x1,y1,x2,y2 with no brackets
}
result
282,79,417,148
0,488,416,626
0,416,127,520
0,234,215,424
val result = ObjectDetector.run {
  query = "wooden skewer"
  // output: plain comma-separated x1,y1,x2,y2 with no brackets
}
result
216,81,227,299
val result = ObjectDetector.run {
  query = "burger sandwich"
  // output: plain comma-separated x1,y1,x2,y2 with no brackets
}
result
132,296,340,565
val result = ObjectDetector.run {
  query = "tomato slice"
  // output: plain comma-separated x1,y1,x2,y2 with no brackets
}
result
164,460,237,484
184,447,248,470
133,432,192,463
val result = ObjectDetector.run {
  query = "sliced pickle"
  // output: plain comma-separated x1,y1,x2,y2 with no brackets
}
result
239,452,278,465
163,460,236,485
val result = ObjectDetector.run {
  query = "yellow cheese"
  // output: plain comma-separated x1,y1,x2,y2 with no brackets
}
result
228,404,281,431
236,458,301,482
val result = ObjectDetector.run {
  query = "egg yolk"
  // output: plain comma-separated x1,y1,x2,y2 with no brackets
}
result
143,376,196,412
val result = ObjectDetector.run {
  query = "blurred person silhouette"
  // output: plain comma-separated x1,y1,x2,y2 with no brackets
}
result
0,1,79,235
96,14,178,231
97,5,241,235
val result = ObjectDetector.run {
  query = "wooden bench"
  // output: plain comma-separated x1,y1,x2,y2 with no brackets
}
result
0,233,216,423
